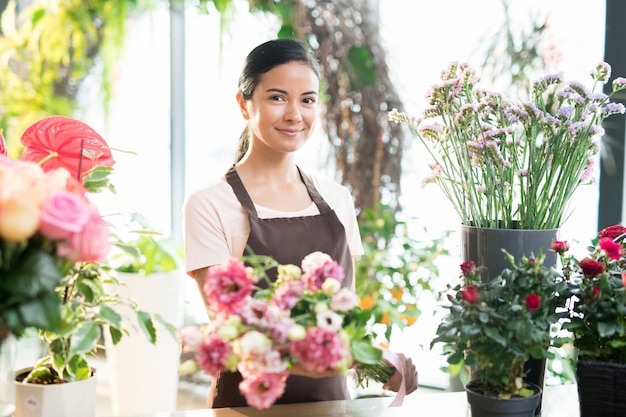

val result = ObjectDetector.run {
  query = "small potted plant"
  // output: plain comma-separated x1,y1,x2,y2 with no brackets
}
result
557,224,626,417
430,252,569,417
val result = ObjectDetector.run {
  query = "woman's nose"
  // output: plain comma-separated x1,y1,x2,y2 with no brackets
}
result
284,104,302,122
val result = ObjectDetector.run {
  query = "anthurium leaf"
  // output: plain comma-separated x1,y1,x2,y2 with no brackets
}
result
69,321,100,358
136,310,157,343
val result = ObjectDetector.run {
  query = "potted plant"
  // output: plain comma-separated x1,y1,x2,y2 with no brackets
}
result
430,252,569,417
557,224,626,417
0,116,160,417
389,62,626,281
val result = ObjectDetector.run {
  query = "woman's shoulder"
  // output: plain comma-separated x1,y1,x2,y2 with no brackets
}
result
183,176,238,211
305,171,351,196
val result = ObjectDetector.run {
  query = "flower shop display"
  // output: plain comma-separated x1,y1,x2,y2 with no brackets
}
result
194,251,395,410
0,116,161,417
557,224,626,417
389,62,626,231
430,253,569,417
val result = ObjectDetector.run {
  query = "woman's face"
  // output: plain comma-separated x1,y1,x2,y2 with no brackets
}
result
238,61,320,156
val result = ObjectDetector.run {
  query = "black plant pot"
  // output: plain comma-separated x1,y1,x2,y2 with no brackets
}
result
576,358,626,417
466,381,541,417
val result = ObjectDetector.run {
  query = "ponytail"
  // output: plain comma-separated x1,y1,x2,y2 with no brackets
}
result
234,126,249,163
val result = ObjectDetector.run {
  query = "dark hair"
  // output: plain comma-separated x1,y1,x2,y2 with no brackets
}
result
234,39,321,163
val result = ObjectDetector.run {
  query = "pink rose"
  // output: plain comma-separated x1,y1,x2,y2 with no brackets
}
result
57,207,110,262
599,237,624,260
40,191,92,240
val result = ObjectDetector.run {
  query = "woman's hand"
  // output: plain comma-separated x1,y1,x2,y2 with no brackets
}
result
382,353,418,395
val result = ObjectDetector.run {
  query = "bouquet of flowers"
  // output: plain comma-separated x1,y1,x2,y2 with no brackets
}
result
0,119,112,341
195,251,394,409
389,62,626,230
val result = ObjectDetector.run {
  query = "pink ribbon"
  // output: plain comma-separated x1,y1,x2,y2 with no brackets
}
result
382,349,406,407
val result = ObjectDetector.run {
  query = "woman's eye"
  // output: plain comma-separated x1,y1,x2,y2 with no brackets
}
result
270,95,285,102
303,97,316,104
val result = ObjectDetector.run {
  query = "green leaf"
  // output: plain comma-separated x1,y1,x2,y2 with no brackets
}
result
98,304,122,329
345,46,376,89
350,340,382,365
136,311,157,344
16,291,62,332
69,322,100,358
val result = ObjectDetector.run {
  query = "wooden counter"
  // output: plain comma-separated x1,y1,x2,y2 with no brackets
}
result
114,384,579,417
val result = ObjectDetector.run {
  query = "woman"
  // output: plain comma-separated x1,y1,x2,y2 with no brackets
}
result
182,38,417,408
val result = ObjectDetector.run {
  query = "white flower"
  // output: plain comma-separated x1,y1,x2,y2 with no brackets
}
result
322,277,341,295
316,310,343,331
301,251,332,272
287,324,306,341
235,330,271,357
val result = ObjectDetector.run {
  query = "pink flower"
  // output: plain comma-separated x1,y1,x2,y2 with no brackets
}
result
240,298,282,329
197,334,232,376
289,327,351,373
301,253,345,292
204,258,254,316
57,207,110,262
525,294,541,310
39,191,92,240
0,132,6,156
591,285,602,300
238,348,288,377
330,288,358,311
599,237,624,260
622,271,626,288
460,285,479,304
239,372,288,410
272,280,304,310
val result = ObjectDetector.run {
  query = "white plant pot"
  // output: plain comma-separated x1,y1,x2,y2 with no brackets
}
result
14,368,97,417
104,270,184,416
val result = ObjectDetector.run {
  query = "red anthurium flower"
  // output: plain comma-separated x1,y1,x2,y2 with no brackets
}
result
598,224,626,240
20,116,115,180
0,131,6,156
460,285,479,304
550,240,569,254
460,261,476,276
525,294,541,310
578,259,604,278
598,237,624,260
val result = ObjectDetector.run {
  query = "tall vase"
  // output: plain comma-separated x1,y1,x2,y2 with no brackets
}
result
0,335,16,417
460,224,559,282
460,224,559,414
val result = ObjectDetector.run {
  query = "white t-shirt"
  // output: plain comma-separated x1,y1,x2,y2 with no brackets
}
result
182,172,364,276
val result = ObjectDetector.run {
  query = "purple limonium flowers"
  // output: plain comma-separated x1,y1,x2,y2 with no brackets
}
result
389,61,626,229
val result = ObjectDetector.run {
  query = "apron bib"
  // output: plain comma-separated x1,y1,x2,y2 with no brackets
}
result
208,166,354,408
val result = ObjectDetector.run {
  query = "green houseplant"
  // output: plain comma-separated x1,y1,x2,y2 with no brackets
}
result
557,224,626,416
431,252,569,416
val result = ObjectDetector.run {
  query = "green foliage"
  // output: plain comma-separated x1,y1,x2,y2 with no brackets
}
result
0,0,148,156
431,253,570,398
355,204,450,342
24,263,159,383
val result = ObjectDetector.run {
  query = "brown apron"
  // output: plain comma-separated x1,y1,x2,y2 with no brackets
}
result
208,166,354,408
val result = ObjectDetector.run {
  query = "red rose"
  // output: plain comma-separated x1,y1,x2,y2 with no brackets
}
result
599,237,624,260
550,240,569,254
525,294,541,310
591,285,602,300
20,116,115,180
460,261,476,276
598,224,626,240
460,285,479,304
578,259,604,278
